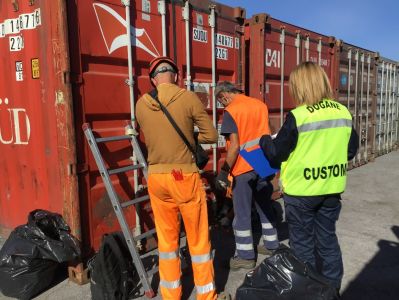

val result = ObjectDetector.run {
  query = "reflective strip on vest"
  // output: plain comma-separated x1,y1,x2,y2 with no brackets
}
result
196,281,215,294
234,229,252,238
263,234,278,242
297,119,352,133
261,223,273,230
236,243,254,250
239,137,260,151
159,250,179,260
191,253,212,264
160,279,181,289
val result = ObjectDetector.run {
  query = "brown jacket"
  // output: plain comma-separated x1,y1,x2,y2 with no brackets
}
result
136,83,218,174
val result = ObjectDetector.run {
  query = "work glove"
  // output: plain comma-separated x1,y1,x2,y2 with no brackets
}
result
215,170,230,192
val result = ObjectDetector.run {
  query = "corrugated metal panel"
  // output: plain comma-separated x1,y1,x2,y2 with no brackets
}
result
334,42,378,166
245,14,337,133
68,0,245,251
0,1,80,238
375,57,398,155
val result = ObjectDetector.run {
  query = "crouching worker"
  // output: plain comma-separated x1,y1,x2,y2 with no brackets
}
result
214,82,280,271
260,62,359,292
136,56,230,300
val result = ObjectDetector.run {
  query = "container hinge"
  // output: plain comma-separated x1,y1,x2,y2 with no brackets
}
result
64,71,83,85
71,163,89,175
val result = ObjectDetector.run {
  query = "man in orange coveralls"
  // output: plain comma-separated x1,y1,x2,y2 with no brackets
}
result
136,56,229,300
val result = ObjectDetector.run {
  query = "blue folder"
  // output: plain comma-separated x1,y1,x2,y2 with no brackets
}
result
239,147,279,178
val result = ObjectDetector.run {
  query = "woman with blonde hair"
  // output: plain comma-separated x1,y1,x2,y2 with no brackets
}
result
260,62,359,294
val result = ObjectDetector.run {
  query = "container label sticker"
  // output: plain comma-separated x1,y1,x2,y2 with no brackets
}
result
15,61,23,81
216,47,228,60
9,35,24,52
216,34,233,48
142,0,151,21
0,23,6,38
196,13,204,29
310,56,329,67
1,8,41,37
4,18,21,35
19,9,42,30
217,124,226,148
31,58,40,79
193,28,207,43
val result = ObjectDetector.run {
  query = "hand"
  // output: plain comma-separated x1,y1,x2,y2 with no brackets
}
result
215,170,230,191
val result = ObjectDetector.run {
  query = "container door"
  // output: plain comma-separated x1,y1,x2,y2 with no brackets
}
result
69,0,244,251
0,0,79,237
174,1,244,177
336,46,377,166
376,59,399,155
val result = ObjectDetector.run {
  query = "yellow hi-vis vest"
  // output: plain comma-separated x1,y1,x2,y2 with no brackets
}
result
281,99,352,196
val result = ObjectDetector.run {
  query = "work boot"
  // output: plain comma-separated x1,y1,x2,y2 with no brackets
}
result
217,291,231,300
229,256,255,271
257,244,277,256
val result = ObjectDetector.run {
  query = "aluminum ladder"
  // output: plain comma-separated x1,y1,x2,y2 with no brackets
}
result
82,123,156,298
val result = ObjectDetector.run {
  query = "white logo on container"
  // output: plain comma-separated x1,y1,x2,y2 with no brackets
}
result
0,98,31,145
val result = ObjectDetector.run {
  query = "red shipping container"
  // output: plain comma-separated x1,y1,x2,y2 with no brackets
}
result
244,13,337,133
333,41,378,166
0,0,245,253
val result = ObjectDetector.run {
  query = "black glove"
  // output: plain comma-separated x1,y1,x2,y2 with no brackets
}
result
215,170,230,191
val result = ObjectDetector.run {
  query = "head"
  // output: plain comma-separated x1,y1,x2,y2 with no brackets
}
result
289,62,333,106
214,81,243,107
149,56,178,87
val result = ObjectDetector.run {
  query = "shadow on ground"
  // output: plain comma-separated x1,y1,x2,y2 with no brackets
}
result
341,226,399,300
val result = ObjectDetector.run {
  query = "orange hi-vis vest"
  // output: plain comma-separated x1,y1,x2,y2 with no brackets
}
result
225,94,271,176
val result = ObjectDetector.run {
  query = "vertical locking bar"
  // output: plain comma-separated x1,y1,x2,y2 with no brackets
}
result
158,0,167,56
209,5,217,173
379,61,385,153
183,1,191,90
280,28,285,127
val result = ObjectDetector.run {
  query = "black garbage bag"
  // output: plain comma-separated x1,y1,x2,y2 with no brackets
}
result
0,209,81,299
236,247,338,300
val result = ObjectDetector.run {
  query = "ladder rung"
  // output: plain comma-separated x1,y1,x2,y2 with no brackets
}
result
108,164,143,175
146,267,159,277
96,135,132,143
134,228,156,241
121,195,150,208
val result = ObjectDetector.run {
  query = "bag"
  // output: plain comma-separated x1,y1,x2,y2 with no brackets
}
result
236,247,338,300
195,143,209,170
149,89,209,169
89,232,136,300
0,209,81,299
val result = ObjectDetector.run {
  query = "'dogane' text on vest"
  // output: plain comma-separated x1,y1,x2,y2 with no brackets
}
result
281,99,352,196
225,94,271,176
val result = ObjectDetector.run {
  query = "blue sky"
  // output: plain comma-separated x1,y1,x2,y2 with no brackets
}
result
218,0,399,61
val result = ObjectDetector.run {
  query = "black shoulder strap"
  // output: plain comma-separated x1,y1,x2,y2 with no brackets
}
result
149,89,196,155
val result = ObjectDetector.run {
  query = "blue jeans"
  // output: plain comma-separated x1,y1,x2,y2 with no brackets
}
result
284,194,343,289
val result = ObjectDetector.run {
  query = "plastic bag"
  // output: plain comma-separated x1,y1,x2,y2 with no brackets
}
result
236,247,338,300
0,209,81,299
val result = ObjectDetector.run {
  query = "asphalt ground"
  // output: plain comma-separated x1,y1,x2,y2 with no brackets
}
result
1,150,398,299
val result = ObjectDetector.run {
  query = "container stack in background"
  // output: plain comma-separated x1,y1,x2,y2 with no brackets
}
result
0,0,398,255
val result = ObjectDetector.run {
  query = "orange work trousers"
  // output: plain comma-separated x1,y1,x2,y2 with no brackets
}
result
148,172,216,300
